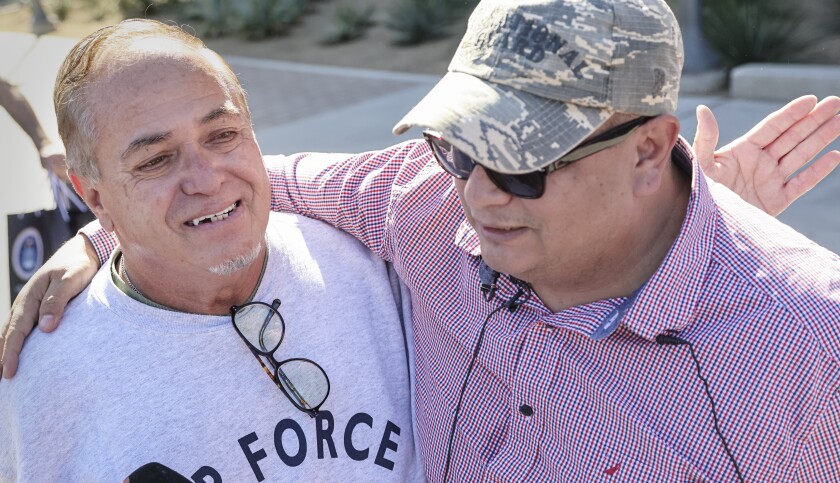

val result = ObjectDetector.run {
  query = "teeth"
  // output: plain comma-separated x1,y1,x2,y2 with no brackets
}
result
187,202,238,226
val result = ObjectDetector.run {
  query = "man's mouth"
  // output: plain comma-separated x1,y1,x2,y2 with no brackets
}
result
486,226,519,231
185,201,240,226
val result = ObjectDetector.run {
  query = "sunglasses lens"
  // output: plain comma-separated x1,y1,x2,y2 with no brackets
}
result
233,304,284,353
424,132,546,198
276,359,330,411
487,171,545,199
426,136,474,179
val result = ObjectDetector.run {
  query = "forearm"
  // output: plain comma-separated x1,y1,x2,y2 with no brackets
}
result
0,79,49,151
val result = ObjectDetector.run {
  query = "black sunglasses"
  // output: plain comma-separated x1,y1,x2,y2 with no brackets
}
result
423,116,654,199
230,299,330,418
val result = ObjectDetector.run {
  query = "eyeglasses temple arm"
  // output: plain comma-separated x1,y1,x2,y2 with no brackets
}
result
245,344,283,389
276,367,316,415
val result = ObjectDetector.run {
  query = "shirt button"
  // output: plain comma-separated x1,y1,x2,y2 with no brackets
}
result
519,404,534,417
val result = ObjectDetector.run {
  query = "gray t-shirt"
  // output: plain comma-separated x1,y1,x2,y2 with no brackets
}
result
0,213,423,482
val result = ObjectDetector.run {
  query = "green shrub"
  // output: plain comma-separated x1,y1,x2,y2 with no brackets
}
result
182,0,239,38
702,0,812,67
385,0,479,45
239,0,308,40
50,0,72,21
386,0,451,45
663,0,681,15
118,0,185,18
321,4,375,45
81,0,112,21
828,0,840,34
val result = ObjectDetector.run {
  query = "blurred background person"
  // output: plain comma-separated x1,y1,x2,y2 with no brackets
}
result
0,76,66,181
30,0,56,35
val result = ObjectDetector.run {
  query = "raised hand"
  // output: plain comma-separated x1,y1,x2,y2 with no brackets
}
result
693,95,840,216
38,142,69,183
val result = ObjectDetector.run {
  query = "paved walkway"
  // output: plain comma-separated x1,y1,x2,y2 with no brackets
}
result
1,32,838,311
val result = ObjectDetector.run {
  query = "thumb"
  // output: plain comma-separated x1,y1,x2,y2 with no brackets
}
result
693,105,720,172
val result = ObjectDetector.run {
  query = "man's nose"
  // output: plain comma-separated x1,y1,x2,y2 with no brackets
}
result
180,145,224,196
463,165,513,208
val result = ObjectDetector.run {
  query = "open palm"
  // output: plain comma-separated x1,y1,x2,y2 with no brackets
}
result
694,96,840,216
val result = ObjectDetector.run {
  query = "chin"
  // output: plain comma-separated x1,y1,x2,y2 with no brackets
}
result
208,243,263,276
481,250,529,281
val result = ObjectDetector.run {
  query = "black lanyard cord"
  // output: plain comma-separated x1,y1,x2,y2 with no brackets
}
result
656,334,745,482
442,284,529,482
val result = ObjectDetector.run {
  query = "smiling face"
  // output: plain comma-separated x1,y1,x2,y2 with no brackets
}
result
74,47,270,285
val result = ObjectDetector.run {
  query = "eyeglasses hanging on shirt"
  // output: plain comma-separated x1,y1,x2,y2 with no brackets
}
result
231,299,330,418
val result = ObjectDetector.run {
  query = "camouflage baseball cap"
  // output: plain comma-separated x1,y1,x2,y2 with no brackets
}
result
393,0,684,174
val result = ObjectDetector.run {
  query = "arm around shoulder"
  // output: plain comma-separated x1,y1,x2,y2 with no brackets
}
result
263,140,436,259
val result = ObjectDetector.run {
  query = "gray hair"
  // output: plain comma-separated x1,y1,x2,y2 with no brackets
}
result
54,19,250,182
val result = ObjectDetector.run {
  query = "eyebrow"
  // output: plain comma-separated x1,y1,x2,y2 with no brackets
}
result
121,132,171,161
120,104,243,161
201,104,241,125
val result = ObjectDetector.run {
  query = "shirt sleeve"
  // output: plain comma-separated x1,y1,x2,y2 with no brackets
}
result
80,219,117,267
793,387,840,481
266,139,438,262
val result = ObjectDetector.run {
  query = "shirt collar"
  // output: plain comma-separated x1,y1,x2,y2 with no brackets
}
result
621,137,716,341
110,249,174,311
109,241,272,312
453,136,717,341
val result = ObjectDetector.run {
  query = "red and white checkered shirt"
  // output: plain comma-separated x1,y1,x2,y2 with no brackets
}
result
86,139,840,481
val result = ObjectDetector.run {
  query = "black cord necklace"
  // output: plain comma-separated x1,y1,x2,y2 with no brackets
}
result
656,333,745,482
442,282,529,482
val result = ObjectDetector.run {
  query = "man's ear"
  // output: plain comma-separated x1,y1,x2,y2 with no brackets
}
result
70,172,115,232
632,114,680,197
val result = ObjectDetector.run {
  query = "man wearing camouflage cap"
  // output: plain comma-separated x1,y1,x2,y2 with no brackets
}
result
384,1,839,479
3,0,840,480
277,0,840,479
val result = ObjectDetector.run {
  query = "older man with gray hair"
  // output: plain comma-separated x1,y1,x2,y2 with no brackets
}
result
0,20,424,482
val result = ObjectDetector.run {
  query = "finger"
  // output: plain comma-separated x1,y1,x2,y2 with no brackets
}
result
782,150,840,210
1,311,36,380
1,284,44,379
693,105,720,172
767,97,840,167
0,329,27,379
778,113,840,179
744,95,819,149
37,273,82,333
0,335,4,379
53,165,71,184
1,311,11,379
36,234,100,333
